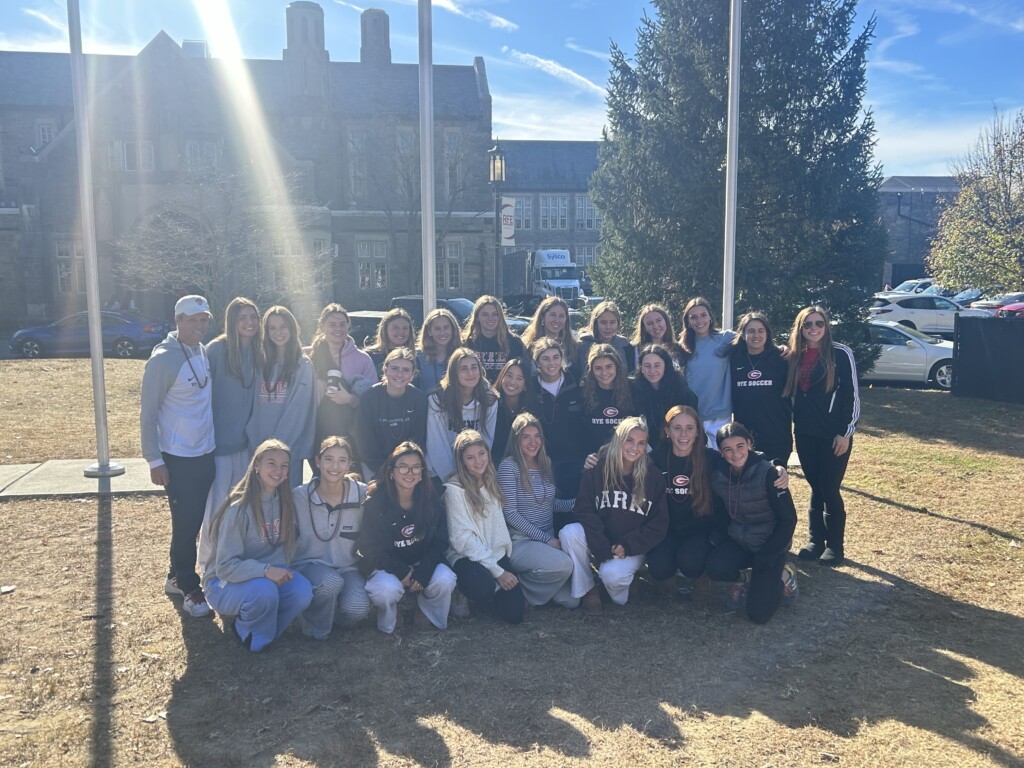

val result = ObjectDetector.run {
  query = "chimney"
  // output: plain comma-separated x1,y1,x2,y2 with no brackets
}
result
360,9,391,66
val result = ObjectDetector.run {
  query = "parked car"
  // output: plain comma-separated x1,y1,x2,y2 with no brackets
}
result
868,294,988,338
345,310,388,348
889,278,934,294
996,302,1024,319
861,320,954,390
969,292,1024,314
10,311,169,359
390,296,476,328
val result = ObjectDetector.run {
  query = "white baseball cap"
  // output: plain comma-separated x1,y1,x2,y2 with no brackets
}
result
174,295,212,317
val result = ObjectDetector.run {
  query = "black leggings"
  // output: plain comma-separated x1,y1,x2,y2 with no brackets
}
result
646,532,715,581
162,451,215,595
795,434,852,552
705,539,786,624
452,556,525,624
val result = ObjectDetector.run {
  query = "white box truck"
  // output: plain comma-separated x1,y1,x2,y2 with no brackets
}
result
529,249,580,304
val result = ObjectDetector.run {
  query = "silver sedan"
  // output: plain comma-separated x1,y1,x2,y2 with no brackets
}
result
861,320,955,390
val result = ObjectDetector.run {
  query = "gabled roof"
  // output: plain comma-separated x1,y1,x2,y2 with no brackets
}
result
880,176,959,193
499,140,600,192
0,44,486,120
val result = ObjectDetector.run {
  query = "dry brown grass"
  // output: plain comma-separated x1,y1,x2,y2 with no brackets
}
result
1,374,1023,767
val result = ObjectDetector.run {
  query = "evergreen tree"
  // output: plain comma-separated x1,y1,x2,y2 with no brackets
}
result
927,109,1024,291
591,0,886,356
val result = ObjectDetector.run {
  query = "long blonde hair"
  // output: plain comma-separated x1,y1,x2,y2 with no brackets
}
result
602,417,650,511
210,439,299,561
783,305,836,396
452,430,503,516
463,295,513,354
505,412,554,494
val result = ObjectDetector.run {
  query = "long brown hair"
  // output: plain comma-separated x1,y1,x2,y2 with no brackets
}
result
582,343,633,411
463,295,513,354
631,303,677,348
679,296,720,356
602,417,651,510
260,305,302,387
662,405,710,517
309,303,350,361
417,308,461,361
783,305,835,396
504,412,555,494
451,429,503,517
210,438,299,561
585,299,623,342
521,296,577,363
215,296,263,381
436,347,496,435
364,308,415,356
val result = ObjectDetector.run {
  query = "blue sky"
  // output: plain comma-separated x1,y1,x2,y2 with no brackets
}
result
3,0,1023,176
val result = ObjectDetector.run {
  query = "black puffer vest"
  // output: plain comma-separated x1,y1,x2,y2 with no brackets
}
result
710,457,776,551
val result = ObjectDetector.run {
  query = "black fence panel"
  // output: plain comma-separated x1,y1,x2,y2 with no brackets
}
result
953,316,1024,404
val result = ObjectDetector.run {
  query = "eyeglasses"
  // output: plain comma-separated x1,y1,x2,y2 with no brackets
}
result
394,464,424,476
802,320,826,329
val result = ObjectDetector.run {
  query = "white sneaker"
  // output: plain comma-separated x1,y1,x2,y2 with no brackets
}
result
183,589,212,618
164,577,184,597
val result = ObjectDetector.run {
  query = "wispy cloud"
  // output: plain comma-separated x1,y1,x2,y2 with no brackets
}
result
375,0,517,31
332,0,367,12
565,37,609,62
896,0,1024,34
870,8,939,82
493,93,607,140
22,7,65,34
501,47,606,97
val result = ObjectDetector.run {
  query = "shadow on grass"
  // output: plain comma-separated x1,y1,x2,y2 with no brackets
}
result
842,483,1022,543
155,558,1023,767
858,387,1024,455
89,493,114,768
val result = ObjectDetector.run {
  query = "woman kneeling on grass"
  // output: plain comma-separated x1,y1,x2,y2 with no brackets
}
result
358,442,456,634
705,422,798,624
445,430,526,624
292,437,371,639
561,417,669,614
204,439,313,652
498,413,577,608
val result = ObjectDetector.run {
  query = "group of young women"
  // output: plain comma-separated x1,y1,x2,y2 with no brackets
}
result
195,294,859,650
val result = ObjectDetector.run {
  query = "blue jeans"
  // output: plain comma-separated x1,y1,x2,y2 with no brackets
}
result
206,569,313,652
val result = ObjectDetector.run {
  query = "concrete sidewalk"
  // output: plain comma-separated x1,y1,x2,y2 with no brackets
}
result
0,458,163,499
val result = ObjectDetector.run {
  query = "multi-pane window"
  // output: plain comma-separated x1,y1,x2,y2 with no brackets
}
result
312,239,334,292
515,197,533,230
185,140,220,171
37,121,56,149
55,240,85,294
576,245,600,268
349,132,367,198
435,240,462,292
575,195,601,230
108,140,155,172
356,241,388,289
539,196,568,229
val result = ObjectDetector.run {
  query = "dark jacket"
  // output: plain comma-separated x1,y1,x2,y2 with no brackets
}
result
651,444,729,541
572,455,669,562
629,373,699,451
465,333,525,384
577,333,636,375
357,490,448,586
792,342,860,440
730,344,792,463
356,383,428,475
710,454,796,558
582,386,637,457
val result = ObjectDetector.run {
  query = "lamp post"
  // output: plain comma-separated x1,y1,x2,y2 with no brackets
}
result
488,142,505,297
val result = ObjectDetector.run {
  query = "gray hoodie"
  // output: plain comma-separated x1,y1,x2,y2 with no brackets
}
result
140,331,215,466
203,493,287,587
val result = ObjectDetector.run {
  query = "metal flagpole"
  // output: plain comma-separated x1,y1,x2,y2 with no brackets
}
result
66,0,124,480
721,0,742,331
418,0,437,321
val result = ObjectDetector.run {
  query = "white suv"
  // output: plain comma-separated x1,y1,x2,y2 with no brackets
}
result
868,294,988,338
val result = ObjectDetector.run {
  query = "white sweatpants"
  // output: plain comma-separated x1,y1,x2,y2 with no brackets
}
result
365,563,457,634
560,522,645,605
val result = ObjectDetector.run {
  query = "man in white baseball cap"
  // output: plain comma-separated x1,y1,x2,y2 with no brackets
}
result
140,295,216,617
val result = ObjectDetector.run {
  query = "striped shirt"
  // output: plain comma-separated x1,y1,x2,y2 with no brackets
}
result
497,458,573,542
